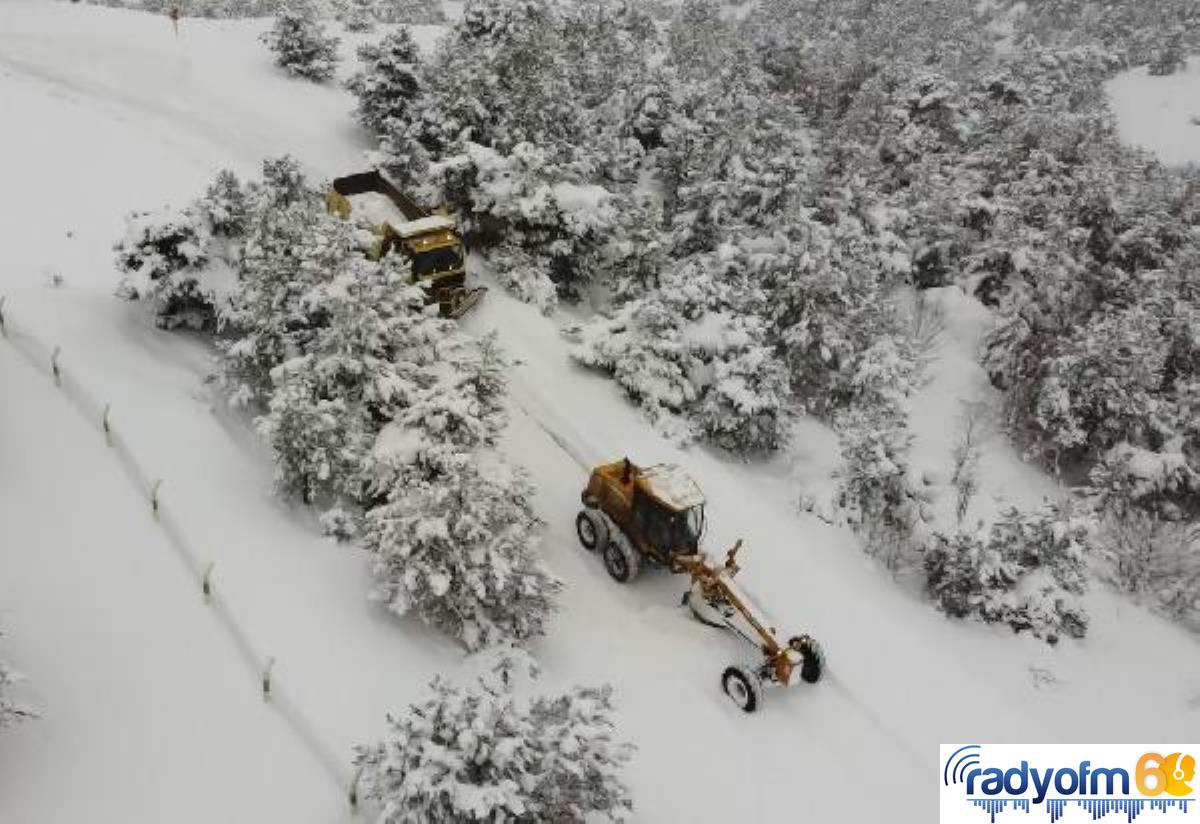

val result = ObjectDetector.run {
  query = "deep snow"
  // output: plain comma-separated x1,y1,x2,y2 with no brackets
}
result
0,4,1198,823
1107,60,1200,166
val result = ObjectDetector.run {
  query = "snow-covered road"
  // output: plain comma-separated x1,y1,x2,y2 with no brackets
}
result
1,3,1197,822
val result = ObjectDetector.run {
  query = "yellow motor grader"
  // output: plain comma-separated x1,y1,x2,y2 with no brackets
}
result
577,458,823,712
326,171,485,318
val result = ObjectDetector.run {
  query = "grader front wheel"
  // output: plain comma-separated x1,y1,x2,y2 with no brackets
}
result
603,538,640,583
575,510,607,552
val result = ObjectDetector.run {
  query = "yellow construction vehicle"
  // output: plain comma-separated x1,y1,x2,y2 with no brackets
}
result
577,458,823,712
326,171,485,318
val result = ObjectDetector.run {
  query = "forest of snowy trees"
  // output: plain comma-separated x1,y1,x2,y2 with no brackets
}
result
330,0,1199,640
113,0,1200,647
104,0,1200,812
85,0,445,25
112,149,632,817
115,156,564,652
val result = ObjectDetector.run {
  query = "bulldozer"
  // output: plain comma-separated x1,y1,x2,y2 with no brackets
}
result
577,458,823,712
326,171,485,318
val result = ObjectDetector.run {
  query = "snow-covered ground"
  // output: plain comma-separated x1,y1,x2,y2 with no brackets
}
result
1107,59,1200,166
1,3,1198,822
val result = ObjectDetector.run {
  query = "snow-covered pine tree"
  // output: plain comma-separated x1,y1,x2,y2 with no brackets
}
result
260,0,339,82
361,454,561,651
833,403,931,570
256,362,372,505
418,0,582,155
988,503,1091,643
1090,443,1200,631
197,168,250,238
113,207,217,329
221,177,343,408
692,311,790,453
924,529,1014,626
250,154,318,212
571,287,701,441
428,141,618,304
925,503,1092,644
337,0,375,31
346,27,422,135
371,0,447,24
354,648,633,823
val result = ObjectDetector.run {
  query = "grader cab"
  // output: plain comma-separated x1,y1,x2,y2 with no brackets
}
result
326,171,485,318
577,458,823,712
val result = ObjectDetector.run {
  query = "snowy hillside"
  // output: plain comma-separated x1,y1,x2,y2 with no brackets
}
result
1,2,1198,823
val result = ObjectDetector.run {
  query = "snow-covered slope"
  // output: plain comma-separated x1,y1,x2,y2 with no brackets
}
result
1107,60,1200,166
1,4,1198,822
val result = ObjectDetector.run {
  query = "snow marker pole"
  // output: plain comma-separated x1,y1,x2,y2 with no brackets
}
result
349,765,363,813
150,479,163,520
51,346,61,386
262,657,276,702
102,403,112,447
202,562,215,604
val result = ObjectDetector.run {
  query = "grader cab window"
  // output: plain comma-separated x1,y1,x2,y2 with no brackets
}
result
632,491,703,554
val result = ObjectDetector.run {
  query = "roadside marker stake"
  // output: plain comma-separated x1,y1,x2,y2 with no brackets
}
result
349,765,363,813
262,657,276,701
202,562,216,603
150,479,163,520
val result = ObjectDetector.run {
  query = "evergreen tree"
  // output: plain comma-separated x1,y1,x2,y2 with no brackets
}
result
260,1,340,82
256,363,371,505
222,202,346,408
197,169,250,238
354,648,633,823
833,403,932,571
925,503,1092,644
362,455,562,651
113,207,218,330
338,0,376,31
346,27,422,135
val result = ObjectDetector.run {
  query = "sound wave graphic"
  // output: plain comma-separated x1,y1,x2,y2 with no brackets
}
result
969,797,1193,823
946,745,983,786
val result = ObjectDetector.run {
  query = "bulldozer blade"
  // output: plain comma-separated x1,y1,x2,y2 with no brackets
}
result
447,286,487,319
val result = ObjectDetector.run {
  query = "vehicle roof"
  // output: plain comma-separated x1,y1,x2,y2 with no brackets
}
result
393,214,457,238
640,463,705,510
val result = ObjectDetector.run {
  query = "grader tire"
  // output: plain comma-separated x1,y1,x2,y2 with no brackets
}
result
602,537,640,583
575,510,608,552
722,665,763,713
